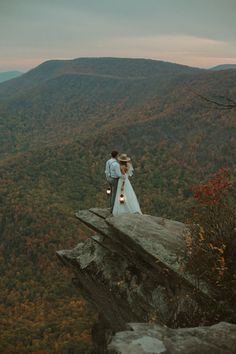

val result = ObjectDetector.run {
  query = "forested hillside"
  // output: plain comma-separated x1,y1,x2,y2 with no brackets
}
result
0,58,235,352
0,58,204,158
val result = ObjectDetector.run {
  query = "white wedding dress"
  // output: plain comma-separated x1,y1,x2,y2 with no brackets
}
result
112,165,142,216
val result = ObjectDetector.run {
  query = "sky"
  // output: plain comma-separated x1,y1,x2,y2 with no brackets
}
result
1,0,236,71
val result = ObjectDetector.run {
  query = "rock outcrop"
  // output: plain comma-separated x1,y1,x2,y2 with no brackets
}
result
108,322,236,354
56,208,236,353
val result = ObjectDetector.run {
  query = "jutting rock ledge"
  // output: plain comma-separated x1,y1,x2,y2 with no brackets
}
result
56,208,236,353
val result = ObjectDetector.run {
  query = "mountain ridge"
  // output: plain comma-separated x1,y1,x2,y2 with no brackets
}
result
0,57,204,99
0,57,235,159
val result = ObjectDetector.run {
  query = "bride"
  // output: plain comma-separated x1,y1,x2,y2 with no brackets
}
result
112,153,142,216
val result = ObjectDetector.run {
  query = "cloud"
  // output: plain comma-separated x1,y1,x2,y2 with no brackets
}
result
0,0,235,70
1,34,236,71
98,34,236,67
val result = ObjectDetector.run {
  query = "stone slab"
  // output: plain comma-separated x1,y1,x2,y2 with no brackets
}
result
89,207,111,219
106,213,186,272
108,322,236,354
75,209,110,236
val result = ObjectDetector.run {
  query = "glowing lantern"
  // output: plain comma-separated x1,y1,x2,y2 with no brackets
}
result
106,187,111,195
119,194,125,204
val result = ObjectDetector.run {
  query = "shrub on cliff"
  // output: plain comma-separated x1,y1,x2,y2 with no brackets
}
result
185,168,236,321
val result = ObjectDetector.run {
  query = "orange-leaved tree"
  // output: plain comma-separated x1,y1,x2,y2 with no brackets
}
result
185,168,236,321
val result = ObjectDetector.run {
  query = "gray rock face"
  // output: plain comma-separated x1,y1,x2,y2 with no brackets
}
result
108,322,236,354
56,208,236,353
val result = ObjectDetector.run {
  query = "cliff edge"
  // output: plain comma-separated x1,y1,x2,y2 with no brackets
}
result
56,208,236,353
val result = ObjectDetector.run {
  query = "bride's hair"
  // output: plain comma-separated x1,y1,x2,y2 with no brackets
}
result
120,161,134,176
120,161,128,175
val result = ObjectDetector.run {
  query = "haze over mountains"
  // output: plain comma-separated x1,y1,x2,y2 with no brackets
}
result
210,64,236,71
0,57,235,352
0,70,23,83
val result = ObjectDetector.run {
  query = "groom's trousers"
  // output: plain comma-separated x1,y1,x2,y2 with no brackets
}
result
110,177,119,211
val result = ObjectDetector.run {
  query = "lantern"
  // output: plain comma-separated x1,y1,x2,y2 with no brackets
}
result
106,187,111,195
119,194,125,204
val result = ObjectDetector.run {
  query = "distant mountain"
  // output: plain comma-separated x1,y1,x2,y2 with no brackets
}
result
210,64,236,71
0,70,22,83
0,57,207,157
0,59,235,156
0,57,203,99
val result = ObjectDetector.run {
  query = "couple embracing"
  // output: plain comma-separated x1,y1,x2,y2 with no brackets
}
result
105,150,142,216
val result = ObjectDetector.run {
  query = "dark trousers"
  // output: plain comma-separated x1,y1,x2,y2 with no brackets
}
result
109,178,119,211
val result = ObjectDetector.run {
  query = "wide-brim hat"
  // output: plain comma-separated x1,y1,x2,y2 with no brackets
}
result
118,153,131,162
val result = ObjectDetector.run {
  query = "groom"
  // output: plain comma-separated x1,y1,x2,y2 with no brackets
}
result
105,150,122,211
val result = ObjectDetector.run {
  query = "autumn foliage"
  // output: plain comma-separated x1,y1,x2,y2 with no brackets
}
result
185,169,236,321
192,168,232,206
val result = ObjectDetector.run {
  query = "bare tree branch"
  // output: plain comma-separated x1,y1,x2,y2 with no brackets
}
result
190,90,236,110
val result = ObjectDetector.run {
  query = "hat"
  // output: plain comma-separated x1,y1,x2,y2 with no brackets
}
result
118,153,131,162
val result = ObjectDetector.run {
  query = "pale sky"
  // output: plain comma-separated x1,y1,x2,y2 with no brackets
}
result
1,0,236,71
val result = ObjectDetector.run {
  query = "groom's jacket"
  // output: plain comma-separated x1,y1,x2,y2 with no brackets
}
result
105,158,121,179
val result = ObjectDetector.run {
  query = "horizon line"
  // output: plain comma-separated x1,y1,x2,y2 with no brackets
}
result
1,56,236,73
